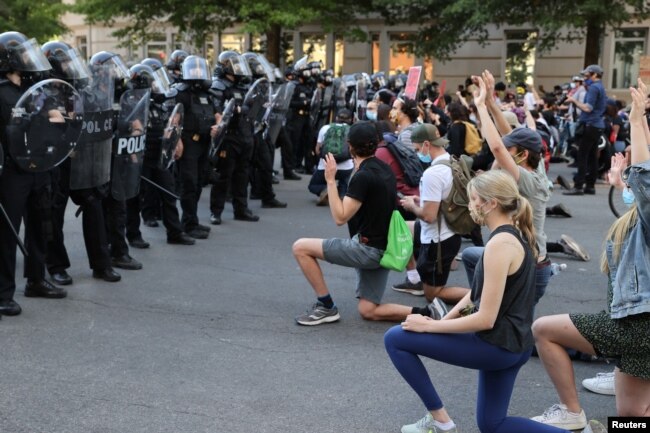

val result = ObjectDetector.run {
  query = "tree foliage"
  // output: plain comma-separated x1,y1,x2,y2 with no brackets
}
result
0,0,68,42
374,0,650,65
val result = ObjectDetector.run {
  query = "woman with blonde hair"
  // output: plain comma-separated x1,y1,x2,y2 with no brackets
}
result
385,170,566,433
531,80,650,433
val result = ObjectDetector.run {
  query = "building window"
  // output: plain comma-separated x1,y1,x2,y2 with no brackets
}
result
171,34,183,51
302,33,327,67
76,36,87,61
371,33,380,74
612,29,646,89
333,36,345,76
221,34,245,53
389,33,415,75
145,33,167,63
505,30,537,85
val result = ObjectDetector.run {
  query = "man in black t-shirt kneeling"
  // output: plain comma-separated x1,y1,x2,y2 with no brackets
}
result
292,121,417,326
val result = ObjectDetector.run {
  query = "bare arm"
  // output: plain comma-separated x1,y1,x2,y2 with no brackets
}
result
324,153,362,224
473,73,521,181
400,196,440,224
629,79,650,164
401,235,517,334
482,71,512,137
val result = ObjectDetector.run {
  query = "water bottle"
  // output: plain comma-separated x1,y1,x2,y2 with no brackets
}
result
550,262,567,276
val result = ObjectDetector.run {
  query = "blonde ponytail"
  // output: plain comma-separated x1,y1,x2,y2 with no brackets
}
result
600,205,638,274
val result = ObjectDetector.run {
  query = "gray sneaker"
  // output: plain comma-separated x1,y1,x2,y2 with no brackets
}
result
427,298,449,320
401,413,458,433
392,278,424,296
560,234,590,261
295,302,340,326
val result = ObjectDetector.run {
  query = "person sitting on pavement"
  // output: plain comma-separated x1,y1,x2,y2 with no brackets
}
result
292,121,422,326
385,169,565,433
530,80,650,432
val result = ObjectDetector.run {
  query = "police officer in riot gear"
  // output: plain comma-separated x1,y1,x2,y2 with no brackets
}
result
277,68,301,180
126,62,195,246
242,52,287,209
42,41,121,284
285,56,314,174
166,49,188,84
91,50,145,271
0,32,67,316
209,50,260,224
173,55,216,238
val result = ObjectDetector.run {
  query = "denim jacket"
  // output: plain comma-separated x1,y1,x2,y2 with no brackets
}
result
608,159,650,319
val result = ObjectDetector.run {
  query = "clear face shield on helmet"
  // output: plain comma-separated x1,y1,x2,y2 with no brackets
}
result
60,47,91,81
16,38,52,72
182,56,211,81
106,54,130,80
151,67,171,93
255,54,275,82
228,55,253,78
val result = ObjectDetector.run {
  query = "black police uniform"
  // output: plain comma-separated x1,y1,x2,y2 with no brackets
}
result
130,96,193,243
0,78,59,305
174,81,216,233
46,85,115,280
209,76,258,221
285,77,313,173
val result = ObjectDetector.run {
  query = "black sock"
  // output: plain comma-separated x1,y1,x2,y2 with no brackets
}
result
411,306,431,317
318,294,334,309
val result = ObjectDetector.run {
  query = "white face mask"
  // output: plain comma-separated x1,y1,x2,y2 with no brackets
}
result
570,83,576,89
469,114,477,123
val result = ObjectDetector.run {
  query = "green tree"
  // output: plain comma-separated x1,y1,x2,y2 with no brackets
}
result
0,0,68,42
374,0,650,67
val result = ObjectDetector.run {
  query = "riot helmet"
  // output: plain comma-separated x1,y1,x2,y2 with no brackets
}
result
41,41,91,86
242,52,274,82
371,72,386,89
0,32,51,74
293,55,310,78
214,50,252,83
166,49,188,72
308,60,322,77
319,68,334,85
129,64,156,89
89,51,130,96
141,57,173,93
181,55,210,81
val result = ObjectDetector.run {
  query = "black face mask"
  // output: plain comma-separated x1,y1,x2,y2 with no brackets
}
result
235,75,252,86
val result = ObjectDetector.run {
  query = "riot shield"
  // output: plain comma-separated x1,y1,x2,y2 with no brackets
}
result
6,79,83,172
111,88,150,200
356,77,367,121
0,139,4,176
262,81,295,146
243,77,270,128
208,98,235,163
309,87,322,130
160,102,184,169
333,78,347,119
70,68,114,190
318,85,333,131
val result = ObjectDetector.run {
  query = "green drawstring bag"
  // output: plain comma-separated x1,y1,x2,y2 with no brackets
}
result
380,210,413,272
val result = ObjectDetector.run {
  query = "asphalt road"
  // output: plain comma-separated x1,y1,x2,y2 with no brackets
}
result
0,158,621,433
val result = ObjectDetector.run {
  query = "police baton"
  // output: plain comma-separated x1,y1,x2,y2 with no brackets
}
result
140,175,180,200
0,202,28,256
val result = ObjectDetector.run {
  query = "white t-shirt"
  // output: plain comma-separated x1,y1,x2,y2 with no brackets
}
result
419,153,455,243
316,123,354,170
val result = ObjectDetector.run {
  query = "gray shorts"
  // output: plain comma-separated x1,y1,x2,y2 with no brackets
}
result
322,236,389,305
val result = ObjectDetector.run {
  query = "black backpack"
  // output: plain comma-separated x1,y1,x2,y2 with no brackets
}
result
383,133,423,187
320,123,351,162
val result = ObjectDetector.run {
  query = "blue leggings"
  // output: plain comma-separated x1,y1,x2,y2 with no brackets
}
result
384,326,569,433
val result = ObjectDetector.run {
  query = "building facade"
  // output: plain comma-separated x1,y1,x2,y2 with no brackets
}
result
61,8,648,99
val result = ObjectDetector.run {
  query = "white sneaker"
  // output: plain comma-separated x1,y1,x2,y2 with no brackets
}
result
532,404,587,430
582,371,615,395
427,298,449,320
401,413,458,433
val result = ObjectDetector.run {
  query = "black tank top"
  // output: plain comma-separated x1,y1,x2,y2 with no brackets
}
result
470,224,536,353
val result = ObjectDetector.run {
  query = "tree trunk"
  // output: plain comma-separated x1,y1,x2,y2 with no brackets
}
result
583,20,603,67
266,24,282,66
